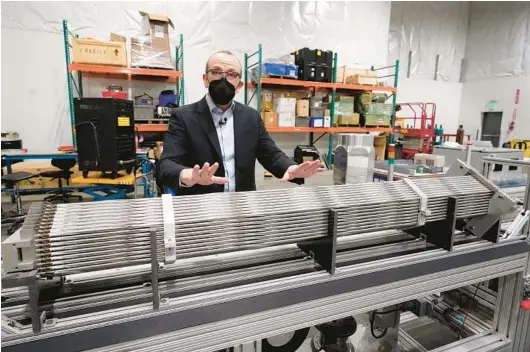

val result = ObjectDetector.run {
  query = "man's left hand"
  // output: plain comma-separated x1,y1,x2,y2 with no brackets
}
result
280,160,326,182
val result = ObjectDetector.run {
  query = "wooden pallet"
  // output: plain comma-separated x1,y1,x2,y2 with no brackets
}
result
262,74,298,80
365,124,391,128
135,118,169,124
337,124,361,127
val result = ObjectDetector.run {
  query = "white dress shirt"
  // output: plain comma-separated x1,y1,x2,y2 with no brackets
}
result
205,94,236,192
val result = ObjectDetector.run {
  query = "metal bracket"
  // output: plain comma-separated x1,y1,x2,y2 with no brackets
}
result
403,178,431,226
150,227,160,310
161,194,176,264
504,210,530,239
406,196,457,251
297,209,338,275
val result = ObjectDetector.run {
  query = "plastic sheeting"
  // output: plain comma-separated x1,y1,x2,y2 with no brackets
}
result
388,2,469,82
1,1,391,151
464,2,530,81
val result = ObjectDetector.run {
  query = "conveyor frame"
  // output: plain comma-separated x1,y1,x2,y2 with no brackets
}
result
2,239,528,352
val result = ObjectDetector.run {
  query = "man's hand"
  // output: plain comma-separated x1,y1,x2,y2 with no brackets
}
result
180,162,228,187
280,160,325,182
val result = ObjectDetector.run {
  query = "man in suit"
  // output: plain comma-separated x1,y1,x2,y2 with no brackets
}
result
159,51,324,195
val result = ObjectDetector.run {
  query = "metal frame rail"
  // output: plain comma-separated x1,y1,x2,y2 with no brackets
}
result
2,238,528,352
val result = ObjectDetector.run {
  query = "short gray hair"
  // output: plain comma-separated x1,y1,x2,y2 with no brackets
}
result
205,51,242,75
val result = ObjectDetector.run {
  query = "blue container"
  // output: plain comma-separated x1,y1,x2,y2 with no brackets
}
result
159,90,177,107
309,116,325,128
262,63,298,79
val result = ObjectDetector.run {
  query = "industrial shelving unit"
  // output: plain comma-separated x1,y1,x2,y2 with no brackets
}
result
62,20,185,145
243,44,399,166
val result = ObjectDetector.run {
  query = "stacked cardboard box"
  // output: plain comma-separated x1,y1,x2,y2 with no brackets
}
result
72,33,127,67
334,96,359,126
336,66,378,85
273,98,296,127
130,11,174,70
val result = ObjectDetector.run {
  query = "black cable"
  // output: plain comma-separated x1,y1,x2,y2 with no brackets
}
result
459,284,480,336
261,327,310,352
75,121,101,164
369,311,388,339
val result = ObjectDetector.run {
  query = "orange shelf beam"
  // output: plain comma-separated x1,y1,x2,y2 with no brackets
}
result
247,78,396,92
134,125,392,134
266,127,392,134
136,124,168,132
247,78,335,89
334,83,396,92
69,64,181,82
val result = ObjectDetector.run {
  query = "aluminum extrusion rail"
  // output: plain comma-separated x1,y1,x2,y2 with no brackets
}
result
3,240,528,352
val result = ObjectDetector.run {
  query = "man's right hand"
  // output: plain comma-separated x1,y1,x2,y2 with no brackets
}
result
180,162,228,187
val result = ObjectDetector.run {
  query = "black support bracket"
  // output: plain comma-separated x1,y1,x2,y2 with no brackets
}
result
407,196,458,252
297,208,338,274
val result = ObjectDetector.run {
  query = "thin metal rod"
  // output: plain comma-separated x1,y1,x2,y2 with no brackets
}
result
150,228,160,310
244,52,248,105
407,51,412,78
62,20,77,147
434,54,440,81
371,65,396,71
247,62,259,69
459,58,465,83
482,158,530,168
247,50,259,59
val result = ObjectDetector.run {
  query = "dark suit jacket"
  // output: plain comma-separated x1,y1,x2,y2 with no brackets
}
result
159,96,300,195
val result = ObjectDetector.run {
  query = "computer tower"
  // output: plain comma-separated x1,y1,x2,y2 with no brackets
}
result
74,98,136,179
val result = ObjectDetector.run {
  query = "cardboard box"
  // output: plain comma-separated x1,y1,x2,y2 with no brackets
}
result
72,33,127,66
360,93,373,105
273,97,296,114
336,66,346,83
131,11,174,69
261,111,278,128
374,136,387,161
342,67,370,84
262,91,273,112
154,141,164,159
345,73,378,86
295,116,310,127
278,112,295,127
336,113,360,126
296,99,310,117
365,114,391,126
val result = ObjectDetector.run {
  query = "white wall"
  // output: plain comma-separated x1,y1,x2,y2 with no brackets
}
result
1,1,391,152
458,2,530,142
396,79,462,134
458,76,530,142
387,2,468,139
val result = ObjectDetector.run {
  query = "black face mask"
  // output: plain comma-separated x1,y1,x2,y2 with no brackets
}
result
208,77,236,105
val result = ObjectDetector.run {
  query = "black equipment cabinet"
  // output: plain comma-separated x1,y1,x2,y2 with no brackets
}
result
74,98,136,179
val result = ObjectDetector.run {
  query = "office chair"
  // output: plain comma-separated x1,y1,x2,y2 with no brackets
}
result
40,159,83,203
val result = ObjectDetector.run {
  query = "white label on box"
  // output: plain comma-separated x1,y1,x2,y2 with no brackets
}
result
278,112,295,127
273,98,296,114
154,24,165,39
313,119,324,128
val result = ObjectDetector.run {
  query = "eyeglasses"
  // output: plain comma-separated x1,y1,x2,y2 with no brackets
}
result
207,69,241,81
